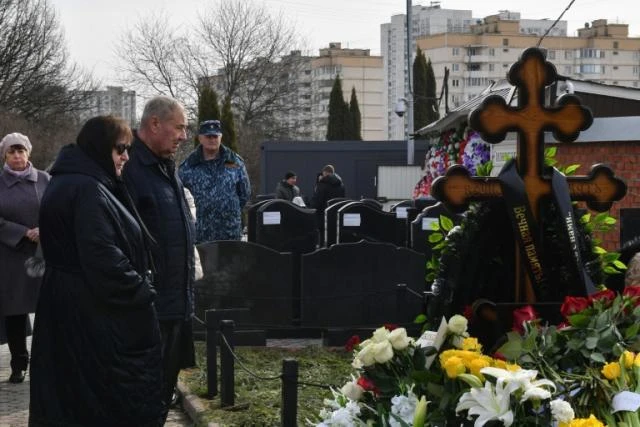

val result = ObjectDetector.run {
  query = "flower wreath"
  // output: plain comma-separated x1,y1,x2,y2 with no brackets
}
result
413,123,491,199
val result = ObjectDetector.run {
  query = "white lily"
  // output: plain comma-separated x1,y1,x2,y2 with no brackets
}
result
480,366,556,401
456,381,514,427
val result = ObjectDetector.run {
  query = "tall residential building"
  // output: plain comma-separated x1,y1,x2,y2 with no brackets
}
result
311,42,385,140
416,16,640,119
75,86,136,127
381,4,473,140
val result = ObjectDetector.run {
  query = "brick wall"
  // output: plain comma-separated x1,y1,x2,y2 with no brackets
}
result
552,140,640,250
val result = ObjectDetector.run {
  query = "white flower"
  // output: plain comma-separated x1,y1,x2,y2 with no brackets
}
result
456,381,514,427
448,315,468,335
372,340,394,364
355,343,377,367
388,328,412,350
389,391,419,427
340,379,364,402
317,400,362,426
550,399,575,423
480,367,556,400
371,327,390,343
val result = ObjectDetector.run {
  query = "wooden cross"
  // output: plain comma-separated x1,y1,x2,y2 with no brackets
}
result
431,47,627,303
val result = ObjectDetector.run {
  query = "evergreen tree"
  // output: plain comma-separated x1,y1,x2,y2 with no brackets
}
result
327,75,346,140
349,87,362,140
412,47,429,134
426,58,440,125
221,96,238,153
343,99,354,140
196,84,220,146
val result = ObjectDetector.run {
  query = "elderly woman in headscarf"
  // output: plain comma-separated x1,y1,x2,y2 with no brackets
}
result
29,116,165,427
0,132,50,383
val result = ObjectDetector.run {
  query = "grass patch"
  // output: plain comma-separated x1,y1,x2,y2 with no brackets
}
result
180,342,354,426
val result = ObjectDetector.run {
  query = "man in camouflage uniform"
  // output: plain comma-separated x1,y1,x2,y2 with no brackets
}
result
179,120,251,243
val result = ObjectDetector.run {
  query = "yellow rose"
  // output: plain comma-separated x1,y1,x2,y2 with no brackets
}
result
601,362,621,380
461,337,482,352
634,353,640,367
468,357,491,378
563,414,605,427
623,350,635,368
443,356,465,378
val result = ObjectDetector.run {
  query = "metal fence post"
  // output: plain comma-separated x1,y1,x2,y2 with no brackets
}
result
220,319,235,407
280,358,298,427
205,309,218,398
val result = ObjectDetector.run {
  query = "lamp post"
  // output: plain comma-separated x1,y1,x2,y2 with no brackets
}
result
405,0,414,165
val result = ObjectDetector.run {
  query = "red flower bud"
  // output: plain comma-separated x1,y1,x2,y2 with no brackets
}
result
588,289,616,306
345,335,361,352
512,305,539,334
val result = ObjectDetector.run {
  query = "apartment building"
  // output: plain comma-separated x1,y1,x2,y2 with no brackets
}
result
417,16,639,118
75,86,136,127
311,42,385,140
381,4,473,140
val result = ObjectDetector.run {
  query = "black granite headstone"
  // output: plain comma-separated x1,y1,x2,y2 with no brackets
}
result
247,199,275,243
300,241,425,329
254,200,318,254
390,200,419,247
360,198,384,210
194,241,294,329
324,199,355,247
337,202,407,247
410,202,463,256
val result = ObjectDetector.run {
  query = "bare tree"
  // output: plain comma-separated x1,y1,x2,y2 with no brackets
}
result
0,0,96,119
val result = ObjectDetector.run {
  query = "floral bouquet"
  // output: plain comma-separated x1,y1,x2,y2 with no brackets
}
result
498,287,640,421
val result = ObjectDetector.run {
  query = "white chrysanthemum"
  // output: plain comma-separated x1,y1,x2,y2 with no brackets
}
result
550,399,575,423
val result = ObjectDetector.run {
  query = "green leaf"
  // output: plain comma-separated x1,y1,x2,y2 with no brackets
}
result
604,216,617,225
613,260,627,270
414,314,427,324
590,352,606,363
581,212,591,223
604,266,621,274
564,164,580,175
440,215,454,232
430,221,440,231
625,323,640,340
585,336,599,350
593,246,607,254
428,233,444,243
496,332,523,360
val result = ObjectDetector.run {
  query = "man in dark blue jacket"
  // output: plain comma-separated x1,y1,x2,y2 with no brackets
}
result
123,96,196,417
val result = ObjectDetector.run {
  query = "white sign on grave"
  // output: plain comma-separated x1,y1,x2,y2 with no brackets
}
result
262,211,281,225
395,207,408,219
422,217,439,230
343,213,361,227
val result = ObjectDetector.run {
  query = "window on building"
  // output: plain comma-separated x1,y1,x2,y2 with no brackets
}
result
489,63,494,71
564,50,572,59
452,79,459,87
502,38,509,46
468,63,480,71
634,66,639,75
489,48,495,56
547,50,555,60
452,63,459,71
613,41,619,49
452,47,459,56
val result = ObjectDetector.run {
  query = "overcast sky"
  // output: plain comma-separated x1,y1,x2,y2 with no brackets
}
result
49,0,640,85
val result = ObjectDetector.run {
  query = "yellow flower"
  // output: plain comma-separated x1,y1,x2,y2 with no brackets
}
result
493,359,507,369
601,361,621,380
634,352,640,367
623,350,635,368
560,414,605,427
443,356,465,378
468,356,491,378
506,363,521,372
461,337,482,352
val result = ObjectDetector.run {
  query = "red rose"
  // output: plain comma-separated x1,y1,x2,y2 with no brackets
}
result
492,352,506,361
588,289,616,306
357,376,380,395
345,335,361,352
557,321,570,330
463,305,473,321
383,323,398,331
512,305,539,334
560,296,590,318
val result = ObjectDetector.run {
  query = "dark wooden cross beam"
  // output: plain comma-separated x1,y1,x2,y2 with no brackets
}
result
431,47,627,303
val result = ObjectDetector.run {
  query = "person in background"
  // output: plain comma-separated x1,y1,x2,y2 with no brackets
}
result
29,116,164,426
179,119,251,243
0,133,49,384
275,170,300,201
310,164,346,245
123,96,196,418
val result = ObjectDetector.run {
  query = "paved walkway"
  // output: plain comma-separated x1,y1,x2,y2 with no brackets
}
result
0,339,192,427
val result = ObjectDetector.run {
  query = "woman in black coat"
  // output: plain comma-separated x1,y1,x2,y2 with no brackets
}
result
29,116,164,427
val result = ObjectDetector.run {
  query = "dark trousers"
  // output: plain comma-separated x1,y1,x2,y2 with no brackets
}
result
159,319,184,419
5,314,29,372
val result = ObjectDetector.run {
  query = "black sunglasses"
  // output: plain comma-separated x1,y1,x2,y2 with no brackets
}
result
114,143,131,155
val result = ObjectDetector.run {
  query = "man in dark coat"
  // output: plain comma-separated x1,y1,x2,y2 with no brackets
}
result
310,164,346,245
122,96,196,415
275,170,301,202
